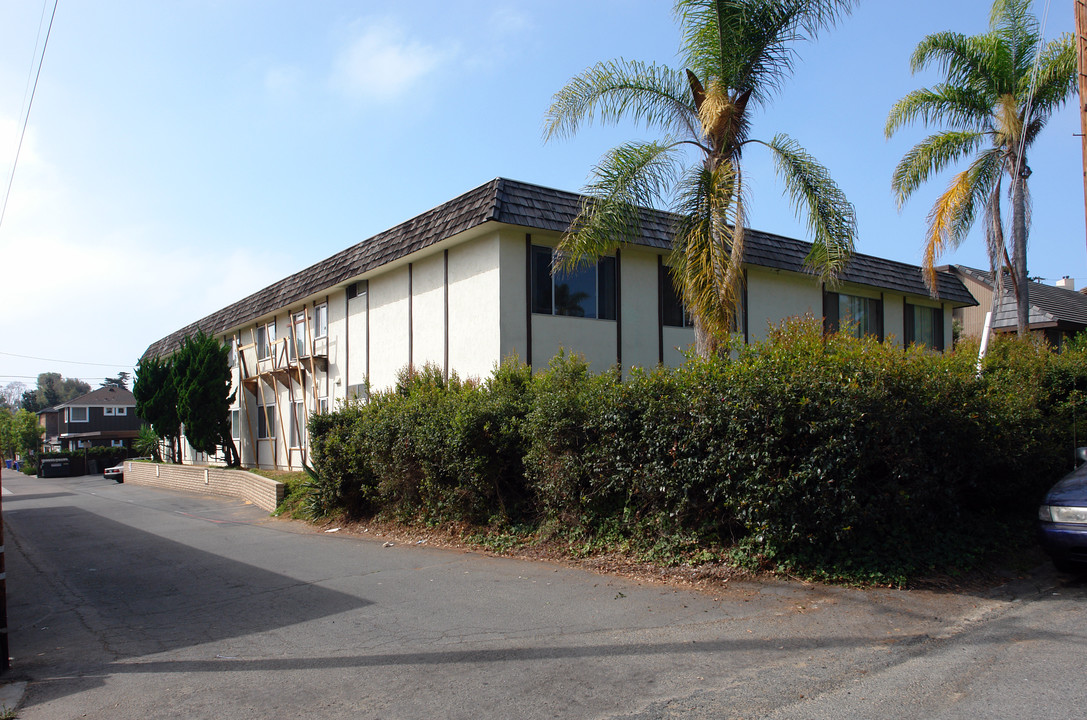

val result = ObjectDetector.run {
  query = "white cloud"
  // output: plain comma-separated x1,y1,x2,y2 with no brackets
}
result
0,112,285,383
329,17,456,103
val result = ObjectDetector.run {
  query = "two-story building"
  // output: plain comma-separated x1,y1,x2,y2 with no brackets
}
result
39,386,144,452
143,178,977,471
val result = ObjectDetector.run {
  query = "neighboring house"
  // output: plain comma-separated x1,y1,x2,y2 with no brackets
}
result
143,178,977,471
38,386,144,452
949,265,1087,350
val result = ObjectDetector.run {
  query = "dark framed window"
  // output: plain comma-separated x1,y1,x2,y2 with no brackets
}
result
661,265,743,332
530,245,617,320
661,267,691,328
904,302,944,350
257,403,275,439
256,321,276,360
824,292,883,340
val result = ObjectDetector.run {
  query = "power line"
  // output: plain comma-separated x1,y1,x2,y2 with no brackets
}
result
0,351,131,368
0,0,59,233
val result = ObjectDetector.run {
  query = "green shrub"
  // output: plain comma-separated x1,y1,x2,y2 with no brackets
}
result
304,319,1086,581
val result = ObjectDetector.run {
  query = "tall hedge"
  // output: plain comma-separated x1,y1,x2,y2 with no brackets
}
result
307,320,1084,580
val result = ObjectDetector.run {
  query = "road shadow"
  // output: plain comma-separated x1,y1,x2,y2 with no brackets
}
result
3,504,371,708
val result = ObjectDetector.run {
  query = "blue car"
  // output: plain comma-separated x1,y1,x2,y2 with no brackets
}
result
1038,452,1087,573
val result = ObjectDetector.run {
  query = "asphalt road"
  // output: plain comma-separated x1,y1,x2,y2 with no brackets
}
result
0,468,1083,719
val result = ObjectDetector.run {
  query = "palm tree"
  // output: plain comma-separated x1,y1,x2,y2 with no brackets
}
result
885,0,1075,336
544,0,858,357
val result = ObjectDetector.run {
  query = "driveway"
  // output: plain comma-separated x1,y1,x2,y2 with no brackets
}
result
0,468,1083,719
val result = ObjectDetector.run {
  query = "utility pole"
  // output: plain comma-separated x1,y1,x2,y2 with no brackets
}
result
1076,0,1087,256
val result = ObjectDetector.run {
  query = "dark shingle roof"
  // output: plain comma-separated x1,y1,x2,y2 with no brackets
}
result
954,266,1087,329
54,386,137,409
143,178,976,358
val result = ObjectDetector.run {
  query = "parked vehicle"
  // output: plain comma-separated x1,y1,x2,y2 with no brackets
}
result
1038,449,1087,572
104,462,124,483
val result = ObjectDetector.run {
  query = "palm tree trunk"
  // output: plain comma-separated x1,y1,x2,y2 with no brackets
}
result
694,315,717,358
1011,171,1030,337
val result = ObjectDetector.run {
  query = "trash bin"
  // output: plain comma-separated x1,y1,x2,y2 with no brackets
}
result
4,460,10,469
39,457,71,478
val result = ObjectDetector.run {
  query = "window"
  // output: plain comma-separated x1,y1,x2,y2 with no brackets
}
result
110,439,125,448
257,322,276,360
315,304,328,339
104,407,128,417
824,292,883,340
661,265,744,332
257,403,276,439
904,303,944,350
69,407,88,423
661,267,693,328
318,396,330,414
231,409,241,439
289,401,305,448
531,245,616,319
293,311,308,358
228,338,237,368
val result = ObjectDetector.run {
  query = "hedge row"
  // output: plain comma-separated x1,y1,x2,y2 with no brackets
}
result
307,319,1086,581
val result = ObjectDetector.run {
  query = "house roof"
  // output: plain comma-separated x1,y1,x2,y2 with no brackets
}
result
952,266,1087,330
52,386,137,410
143,177,977,358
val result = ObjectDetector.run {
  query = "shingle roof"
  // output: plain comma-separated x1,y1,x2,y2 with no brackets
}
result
54,386,137,409
143,178,976,358
954,265,1087,329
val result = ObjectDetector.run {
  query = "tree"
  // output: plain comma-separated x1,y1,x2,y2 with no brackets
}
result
544,0,858,356
12,409,43,460
100,372,130,390
134,356,181,463
0,382,26,411
0,410,14,460
20,373,91,413
174,331,239,467
885,0,1075,335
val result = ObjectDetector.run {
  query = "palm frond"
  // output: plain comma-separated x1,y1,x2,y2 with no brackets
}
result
990,0,1040,82
910,31,1005,92
676,0,856,106
890,131,988,208
1022,34,1076,121
922,151,1002,291
557,140,683,272
764,133,856,283
669,162,745,338
543,59,699,143
885,85,993,137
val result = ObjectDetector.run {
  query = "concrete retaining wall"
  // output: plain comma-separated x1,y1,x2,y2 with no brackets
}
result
124,461,285,512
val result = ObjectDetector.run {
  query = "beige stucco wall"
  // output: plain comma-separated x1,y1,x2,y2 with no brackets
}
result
498,230,530,365
412,252,447,371
624,246,682,370
345,286,368,397
745,266,822,342
449,232,504,380
368,267,411,390
499,233,695,373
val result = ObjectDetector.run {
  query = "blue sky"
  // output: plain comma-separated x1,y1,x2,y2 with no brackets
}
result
0,0,1080,389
